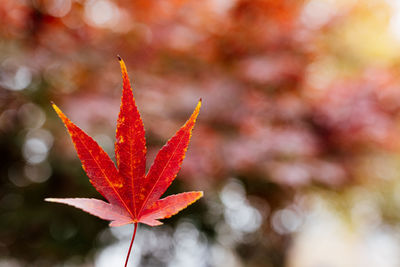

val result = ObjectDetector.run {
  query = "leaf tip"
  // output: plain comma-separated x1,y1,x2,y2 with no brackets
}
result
194,99,202,113
118,57,129,81
192,99,202,119
119,57,127,71
51,102,66,120
193,191,204,201
51,103,72,129
51,102,61,114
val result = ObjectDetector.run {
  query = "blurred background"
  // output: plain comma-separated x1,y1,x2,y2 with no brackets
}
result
3,0,400,266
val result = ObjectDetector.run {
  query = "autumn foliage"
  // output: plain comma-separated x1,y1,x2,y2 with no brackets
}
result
2,0,400,266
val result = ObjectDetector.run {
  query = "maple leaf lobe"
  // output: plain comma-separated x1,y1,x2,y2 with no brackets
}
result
138,99,201,216
45,198,133,227
51,103,135,218
115,57,147,219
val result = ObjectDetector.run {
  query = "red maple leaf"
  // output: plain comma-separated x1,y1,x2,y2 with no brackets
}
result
46,57,202,266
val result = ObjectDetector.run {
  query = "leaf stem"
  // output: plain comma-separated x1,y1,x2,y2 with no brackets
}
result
124,223,138,267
